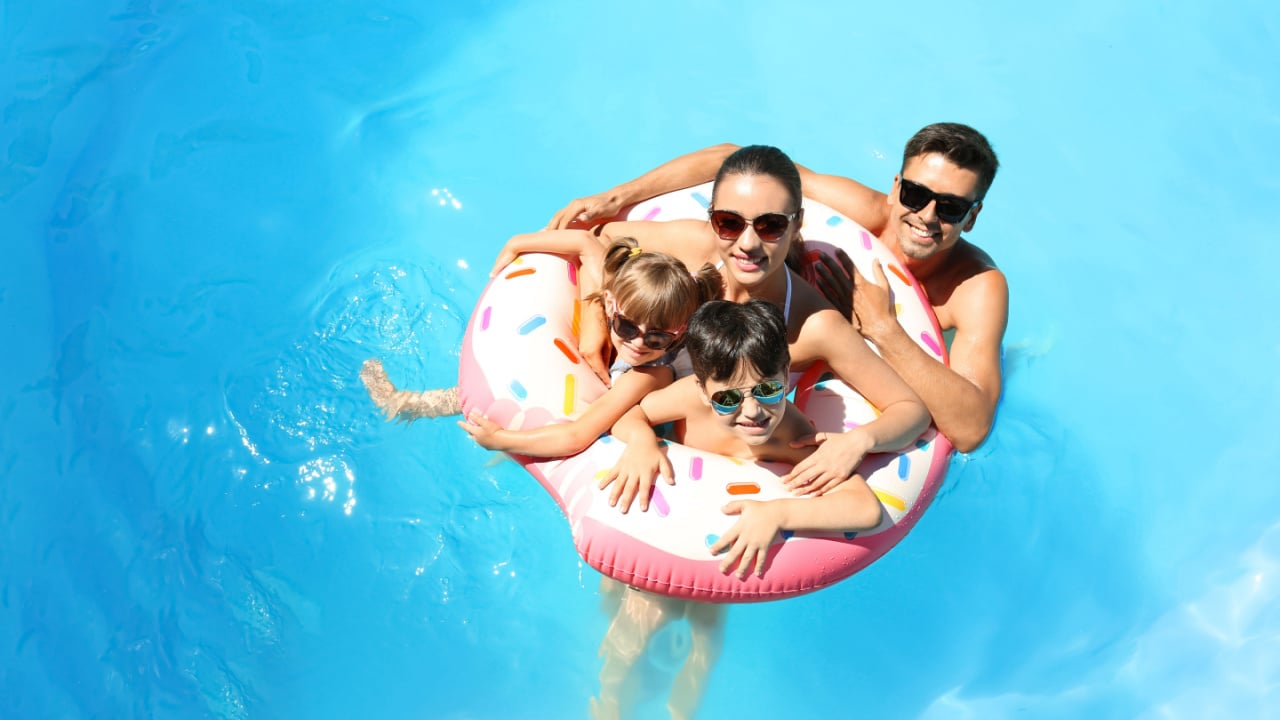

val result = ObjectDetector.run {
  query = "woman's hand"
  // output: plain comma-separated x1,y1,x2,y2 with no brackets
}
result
782,428,873,495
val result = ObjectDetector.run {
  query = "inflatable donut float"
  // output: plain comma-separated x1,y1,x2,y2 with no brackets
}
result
458,182,953,602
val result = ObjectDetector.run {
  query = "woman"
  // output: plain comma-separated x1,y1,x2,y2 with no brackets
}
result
579,145,930,507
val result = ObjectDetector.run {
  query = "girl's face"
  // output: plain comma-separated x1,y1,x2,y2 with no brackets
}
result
697,360,788,446
709,173,802,291
607,296,684,367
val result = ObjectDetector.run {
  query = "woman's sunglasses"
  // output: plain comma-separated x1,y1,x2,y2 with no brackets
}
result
709,379,787,415
708,209,798,242
609,302,683,351
898,178,979,224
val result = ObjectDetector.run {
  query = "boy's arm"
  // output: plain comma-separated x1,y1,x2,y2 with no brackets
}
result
601,378,695,512
710,478,882,579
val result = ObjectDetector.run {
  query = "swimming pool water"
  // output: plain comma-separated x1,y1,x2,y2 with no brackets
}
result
3,1,1278,718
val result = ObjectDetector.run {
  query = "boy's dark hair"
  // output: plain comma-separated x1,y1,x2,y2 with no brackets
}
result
686,299,790,382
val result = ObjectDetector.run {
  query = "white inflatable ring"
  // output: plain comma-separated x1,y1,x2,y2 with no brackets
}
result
458,182,953,602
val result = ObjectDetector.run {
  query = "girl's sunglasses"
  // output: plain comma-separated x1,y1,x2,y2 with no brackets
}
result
709,379,787,415
898,178,979,224
609,302,683,351
708,209,798,242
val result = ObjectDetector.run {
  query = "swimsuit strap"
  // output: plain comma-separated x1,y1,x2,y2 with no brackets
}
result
783,270,793,324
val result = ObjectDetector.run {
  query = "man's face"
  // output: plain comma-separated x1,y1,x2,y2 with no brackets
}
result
888,153,984,262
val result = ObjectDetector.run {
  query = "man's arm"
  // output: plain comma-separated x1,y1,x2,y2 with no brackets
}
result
548,144,740,228
793,170,891,236
856,263,1008,453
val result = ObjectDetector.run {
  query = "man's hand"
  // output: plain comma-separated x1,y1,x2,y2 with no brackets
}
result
782,429,873,494
548,192,624,230
709,501,784,579
598,442,674,513
848,259,899,343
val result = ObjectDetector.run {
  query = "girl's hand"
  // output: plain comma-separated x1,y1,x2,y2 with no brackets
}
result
599,442,674,513
458,411,506,451
709,501,784,579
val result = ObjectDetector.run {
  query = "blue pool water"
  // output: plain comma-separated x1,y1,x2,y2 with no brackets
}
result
3,1,1278,718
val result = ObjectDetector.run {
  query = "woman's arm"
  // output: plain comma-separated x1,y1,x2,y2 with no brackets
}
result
710,477,882,579
783,309,930,493
459,366,671,457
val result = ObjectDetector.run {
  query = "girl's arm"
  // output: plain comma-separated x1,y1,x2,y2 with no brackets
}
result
489,228,606,277
709,477,882,579
459,366,671,457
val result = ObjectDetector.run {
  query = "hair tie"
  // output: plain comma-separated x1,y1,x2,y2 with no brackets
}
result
628,246,642,258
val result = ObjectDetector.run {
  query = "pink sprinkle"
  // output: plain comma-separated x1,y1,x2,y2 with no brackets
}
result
481,306,492,330
567,262,577,285
920,331,942,356
690,456,703,480
843,420,861,429
860,230,873,250
643,206,661,221
650,487,670,517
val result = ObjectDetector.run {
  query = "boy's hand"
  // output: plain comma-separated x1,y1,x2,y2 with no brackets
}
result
710,501,783,579
599,442,674,513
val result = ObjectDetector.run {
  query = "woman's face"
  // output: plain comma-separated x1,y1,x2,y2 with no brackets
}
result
709,173,801,290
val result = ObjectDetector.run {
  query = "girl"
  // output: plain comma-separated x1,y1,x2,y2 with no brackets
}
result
457,237,722,458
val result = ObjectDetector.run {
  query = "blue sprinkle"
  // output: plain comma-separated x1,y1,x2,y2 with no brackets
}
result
509,380,527,400
897,455,910,480
915,437,930,449
781,530,795,540
691,191,710,208
819,372,836,383
598,434,613,443
705,533,720,549
843,531,858,539
517,315,546,335
825,215,844,226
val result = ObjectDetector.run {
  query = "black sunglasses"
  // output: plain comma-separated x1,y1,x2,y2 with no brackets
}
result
708,209,799,242
898,178,979,223
608,301,683,351
709,379,787,415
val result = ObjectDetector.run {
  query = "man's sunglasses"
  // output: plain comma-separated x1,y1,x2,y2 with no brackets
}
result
898,178,979,224
609,302,683,351
708,209,799,242
709,379,787,415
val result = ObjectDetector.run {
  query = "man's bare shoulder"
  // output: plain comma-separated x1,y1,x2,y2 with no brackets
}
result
936,239,1008,336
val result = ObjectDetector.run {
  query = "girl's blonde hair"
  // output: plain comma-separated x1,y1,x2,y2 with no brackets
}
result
591,237,723,335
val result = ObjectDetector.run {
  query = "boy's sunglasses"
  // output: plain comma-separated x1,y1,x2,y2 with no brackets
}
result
708,209,798,242
898,178,979,224
709,379,787,415
609,302,683,351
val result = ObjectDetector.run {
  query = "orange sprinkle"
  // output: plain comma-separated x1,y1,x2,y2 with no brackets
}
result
571,299,581,337
726,482,761,495
888,264,910,285
554,338,580,364
505,268,536,279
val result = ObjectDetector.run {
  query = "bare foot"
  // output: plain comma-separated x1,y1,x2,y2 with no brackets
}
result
360,359,463,422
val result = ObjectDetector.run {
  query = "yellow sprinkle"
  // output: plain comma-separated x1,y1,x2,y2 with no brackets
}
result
873,489,906,512
563,374,576,416
893,303,902,316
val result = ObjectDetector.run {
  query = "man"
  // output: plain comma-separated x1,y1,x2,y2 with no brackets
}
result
549,123,1006,452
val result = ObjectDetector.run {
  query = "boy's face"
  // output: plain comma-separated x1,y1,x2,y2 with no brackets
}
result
698,360,788,446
